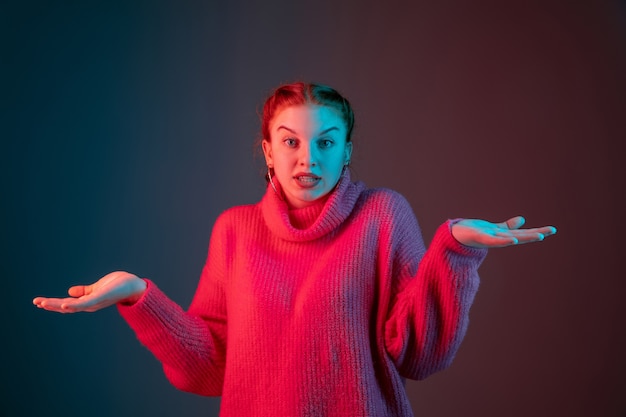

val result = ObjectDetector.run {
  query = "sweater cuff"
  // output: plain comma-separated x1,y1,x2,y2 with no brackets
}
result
438,219,488,260
117,279,172,327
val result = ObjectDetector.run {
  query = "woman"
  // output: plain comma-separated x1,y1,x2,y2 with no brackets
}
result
33,82,556,416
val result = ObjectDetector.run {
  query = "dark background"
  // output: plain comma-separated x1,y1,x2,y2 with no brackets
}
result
3,1,625,416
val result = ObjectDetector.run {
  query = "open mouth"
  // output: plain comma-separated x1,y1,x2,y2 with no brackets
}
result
294,175,321,188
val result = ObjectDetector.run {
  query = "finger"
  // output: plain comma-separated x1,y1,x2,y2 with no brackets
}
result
497,230,551,245
33,296,62,308
501,216,525,230
502,226,557,241
538,226,557,236
509,232,544,244
61,294,105,311
62,287,126,312
512,225,556,235
525,226,556,238
33,297,52,309
35,295,102,313
471,234,520,248
35,297,77,313
68,285,89,297
60,298,116,313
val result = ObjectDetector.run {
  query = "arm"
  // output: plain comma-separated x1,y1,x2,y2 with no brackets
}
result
117,272,227,396
117,214,233,396
384,210,556,380
33,269,227,396
32,213,233,396
384,219,486,380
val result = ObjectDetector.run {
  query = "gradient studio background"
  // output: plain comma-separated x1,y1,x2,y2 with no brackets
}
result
3,1,625,416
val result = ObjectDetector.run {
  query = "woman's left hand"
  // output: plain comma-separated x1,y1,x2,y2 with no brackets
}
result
451,216,556,248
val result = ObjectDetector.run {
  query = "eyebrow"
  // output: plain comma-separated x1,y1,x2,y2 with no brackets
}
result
276,126,340,135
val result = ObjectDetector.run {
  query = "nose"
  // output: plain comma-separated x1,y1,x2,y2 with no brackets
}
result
298,141,317,167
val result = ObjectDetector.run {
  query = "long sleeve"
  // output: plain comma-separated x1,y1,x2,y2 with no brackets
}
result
384,218,487,380
117,215,230,396
114,173,489,416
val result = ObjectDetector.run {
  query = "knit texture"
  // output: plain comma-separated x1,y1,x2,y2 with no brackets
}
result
118,171,487,416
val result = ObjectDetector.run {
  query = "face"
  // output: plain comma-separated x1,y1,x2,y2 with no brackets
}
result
262,104,352,209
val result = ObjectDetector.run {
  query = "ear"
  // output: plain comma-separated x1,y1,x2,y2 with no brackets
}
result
262,139,273,167
344,141,353,165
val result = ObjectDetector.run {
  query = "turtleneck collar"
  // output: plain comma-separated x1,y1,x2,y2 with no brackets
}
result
288,196,328,230
260,170,366,242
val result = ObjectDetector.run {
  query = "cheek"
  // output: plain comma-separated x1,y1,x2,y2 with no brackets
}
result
272,154,297,175
274,153,293,166
327,152,347,169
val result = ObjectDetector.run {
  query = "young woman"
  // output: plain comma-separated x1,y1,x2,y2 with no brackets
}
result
33,82,556,416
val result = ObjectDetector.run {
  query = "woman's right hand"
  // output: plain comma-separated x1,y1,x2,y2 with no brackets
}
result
33,271,147,313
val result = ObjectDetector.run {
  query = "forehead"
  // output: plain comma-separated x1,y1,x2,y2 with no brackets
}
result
270,104,345,133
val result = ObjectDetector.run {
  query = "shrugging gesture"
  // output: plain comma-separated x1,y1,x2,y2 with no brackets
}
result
452,215,556,248
30,82,560,416
33,271,146,313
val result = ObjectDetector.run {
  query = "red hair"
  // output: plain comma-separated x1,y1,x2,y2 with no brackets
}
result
260,82,355,142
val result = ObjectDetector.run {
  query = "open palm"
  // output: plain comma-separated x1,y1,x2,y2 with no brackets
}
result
452,216,556,248
33,271,146,313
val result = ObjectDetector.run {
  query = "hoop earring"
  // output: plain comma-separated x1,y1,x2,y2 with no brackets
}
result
268,166,279,196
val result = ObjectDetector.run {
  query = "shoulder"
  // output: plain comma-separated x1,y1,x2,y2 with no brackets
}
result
358,187,414,217
352,186,420,235
212,203,261,233
355,186,424,254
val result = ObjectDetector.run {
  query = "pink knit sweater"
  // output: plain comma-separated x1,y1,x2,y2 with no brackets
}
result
118,172,487,416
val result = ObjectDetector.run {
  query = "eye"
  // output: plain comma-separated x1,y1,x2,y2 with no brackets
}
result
318,139,334,149
283,138,298,148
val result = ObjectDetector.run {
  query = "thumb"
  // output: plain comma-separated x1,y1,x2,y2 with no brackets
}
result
502,216,525,230
68,285,89,297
